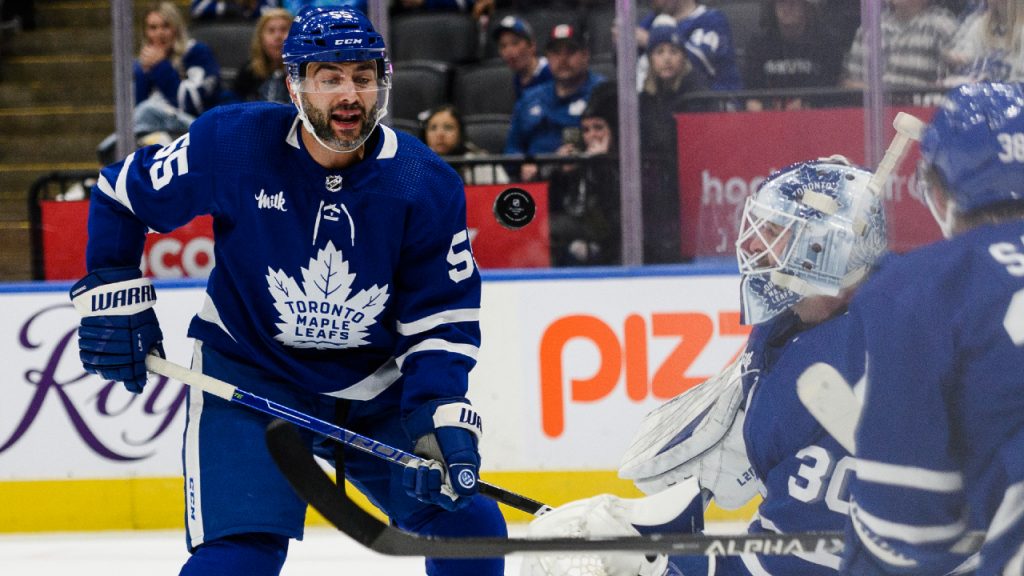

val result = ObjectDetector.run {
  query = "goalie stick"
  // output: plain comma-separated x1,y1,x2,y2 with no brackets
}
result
796,362,861,454
144,354,548,516
265,418,846,558
796,114,926,453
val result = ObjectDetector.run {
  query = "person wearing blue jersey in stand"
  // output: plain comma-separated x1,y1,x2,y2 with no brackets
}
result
524,155,889,576
134,2,222,135
635,0,743,91
843,83,1024,575
68,6,506,576
504,22,606,181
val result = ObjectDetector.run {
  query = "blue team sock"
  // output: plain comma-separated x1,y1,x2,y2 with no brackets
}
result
401,496,507,576
179,532,289,576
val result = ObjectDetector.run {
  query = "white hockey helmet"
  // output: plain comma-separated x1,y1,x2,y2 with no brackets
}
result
735,156,887,325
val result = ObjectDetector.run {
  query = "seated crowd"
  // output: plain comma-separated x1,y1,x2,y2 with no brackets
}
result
128,0,1014,266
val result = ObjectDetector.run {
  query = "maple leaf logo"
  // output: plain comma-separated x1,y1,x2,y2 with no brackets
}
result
265,241,389,349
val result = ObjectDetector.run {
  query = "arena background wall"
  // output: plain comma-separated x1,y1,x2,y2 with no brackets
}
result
0,267,760,531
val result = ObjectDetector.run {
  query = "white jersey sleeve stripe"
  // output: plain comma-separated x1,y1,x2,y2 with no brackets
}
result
96,173,117,201
855,500,967,544
198,294,236,342
110,151,137,212
987,480,1024,541
396,308,480,336
324,359,400,401
378,124,398,159
851,505,919,568
396,338,478,370
857,458,964,492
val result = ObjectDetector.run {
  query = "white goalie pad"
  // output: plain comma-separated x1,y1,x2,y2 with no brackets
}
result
520,479,703,576
618,355,762,510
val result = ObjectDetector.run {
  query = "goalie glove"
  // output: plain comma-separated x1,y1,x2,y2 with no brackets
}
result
403,400,482,511
70,266,165,393
618,354,761,509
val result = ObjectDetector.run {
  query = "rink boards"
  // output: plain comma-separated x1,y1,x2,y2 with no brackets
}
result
0,265,760,531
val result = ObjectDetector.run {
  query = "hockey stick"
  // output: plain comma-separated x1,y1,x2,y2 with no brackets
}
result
144,354,549,516
867,112,926,197
265,418,845,558
796,362,861,454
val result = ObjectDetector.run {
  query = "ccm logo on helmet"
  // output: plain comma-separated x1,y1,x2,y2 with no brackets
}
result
335,38,364,45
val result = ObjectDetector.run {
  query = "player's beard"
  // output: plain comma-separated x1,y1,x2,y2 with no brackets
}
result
301,94,377,151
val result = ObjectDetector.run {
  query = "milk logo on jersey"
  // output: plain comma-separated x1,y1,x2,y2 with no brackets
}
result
265,240,389,349
326,175,343,192
255,189,287,212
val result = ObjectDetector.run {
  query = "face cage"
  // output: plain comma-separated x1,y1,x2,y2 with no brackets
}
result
735,196,805,277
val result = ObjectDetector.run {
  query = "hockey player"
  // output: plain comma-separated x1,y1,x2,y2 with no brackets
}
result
842,83,1024,575
525,155,889,575
68,6,505,576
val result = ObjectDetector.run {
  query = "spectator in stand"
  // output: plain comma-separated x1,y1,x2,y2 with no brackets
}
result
547,82,622,267
233,8,292,103
191,0,280,20
635,0,743,90
943,0,1024,85
133,1,222,140
420,104,509,185
639,16,711,264
842,0,958,90
493,15,553,100
505,22,606,181
102,0,223,164
744,0,844,110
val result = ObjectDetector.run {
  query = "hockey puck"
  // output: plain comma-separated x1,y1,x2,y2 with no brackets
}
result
493,187,536,229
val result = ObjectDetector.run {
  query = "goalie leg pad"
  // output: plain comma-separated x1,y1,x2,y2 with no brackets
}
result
520,478,704,576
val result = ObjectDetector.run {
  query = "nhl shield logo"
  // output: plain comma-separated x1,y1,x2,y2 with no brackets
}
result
325,175,343,192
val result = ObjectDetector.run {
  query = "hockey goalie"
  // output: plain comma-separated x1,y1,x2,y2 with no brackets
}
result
521,155,895,576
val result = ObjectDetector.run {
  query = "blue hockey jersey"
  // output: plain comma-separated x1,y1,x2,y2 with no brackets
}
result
640,5,743,91
844,221,1024,575
86,103,482,415
730,310,864,575
504,72,605,156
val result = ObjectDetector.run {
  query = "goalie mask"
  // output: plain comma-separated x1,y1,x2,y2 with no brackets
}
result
282,6,392,153
918,82,1024,238
736,156,887,325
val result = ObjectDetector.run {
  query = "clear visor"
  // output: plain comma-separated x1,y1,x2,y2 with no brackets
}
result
292,63,390,94
735,196,803,276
